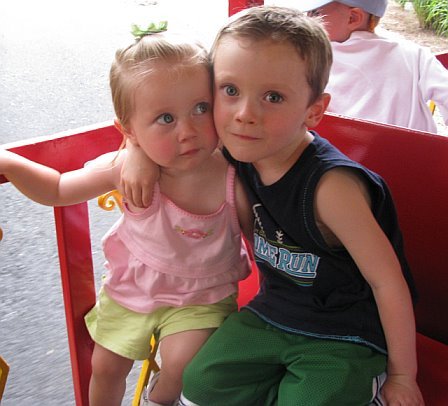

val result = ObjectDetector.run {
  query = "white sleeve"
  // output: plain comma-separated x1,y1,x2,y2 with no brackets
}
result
419,47,448,124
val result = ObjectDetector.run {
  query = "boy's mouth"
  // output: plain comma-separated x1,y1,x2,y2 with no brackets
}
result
180,148,200,156
231,132,258,141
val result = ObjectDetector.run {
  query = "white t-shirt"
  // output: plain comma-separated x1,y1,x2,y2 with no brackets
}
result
327,31,448,134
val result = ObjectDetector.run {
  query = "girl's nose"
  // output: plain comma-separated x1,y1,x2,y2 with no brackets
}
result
177,119,197,142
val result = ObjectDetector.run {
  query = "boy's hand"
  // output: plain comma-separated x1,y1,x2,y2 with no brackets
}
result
120,143,159,208
381,374,424,405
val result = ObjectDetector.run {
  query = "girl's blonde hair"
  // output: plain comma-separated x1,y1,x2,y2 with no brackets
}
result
210,6,333,105
110,33,210,130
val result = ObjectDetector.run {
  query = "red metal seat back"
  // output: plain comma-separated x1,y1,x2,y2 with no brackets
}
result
315,113,448,344
436,51,448,68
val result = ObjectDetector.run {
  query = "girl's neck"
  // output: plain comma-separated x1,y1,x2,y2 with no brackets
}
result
158,150,228,215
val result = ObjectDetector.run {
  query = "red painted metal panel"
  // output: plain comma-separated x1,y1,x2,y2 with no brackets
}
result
436,51,448,69
228,0,264,16
315,113,448,344
0,123,122,185
416,333,448,406
1,123,122,405
54,204,96,406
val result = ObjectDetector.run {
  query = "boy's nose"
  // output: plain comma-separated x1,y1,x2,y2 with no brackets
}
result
235,99,257,124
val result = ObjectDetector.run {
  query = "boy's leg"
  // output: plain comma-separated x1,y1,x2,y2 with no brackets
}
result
182,310,284,406
278,338,387,405
89,343,134,406
182,311,386,406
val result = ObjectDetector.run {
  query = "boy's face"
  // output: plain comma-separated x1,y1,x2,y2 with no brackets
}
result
213,37,328,177
308,2,354,42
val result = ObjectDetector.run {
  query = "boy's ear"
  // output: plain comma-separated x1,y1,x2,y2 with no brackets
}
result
113,119,139,145
348,7,369,30
305,93,331,128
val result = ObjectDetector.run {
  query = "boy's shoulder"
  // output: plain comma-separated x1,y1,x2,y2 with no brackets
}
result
339,29,425,56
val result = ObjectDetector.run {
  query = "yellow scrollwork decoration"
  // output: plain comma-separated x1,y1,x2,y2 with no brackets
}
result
97,190,124,213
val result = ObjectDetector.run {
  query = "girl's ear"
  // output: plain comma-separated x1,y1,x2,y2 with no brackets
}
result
305,93,331,128
114,119,139,145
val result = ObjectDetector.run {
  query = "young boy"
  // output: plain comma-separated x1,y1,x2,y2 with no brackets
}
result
178,6,423,405
300,0,448,134
123,6,423,405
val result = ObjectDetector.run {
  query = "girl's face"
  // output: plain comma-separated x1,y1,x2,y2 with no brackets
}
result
213,37,328,180
126,63,217,174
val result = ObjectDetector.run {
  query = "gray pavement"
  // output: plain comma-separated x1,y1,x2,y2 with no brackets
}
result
0,0,228,404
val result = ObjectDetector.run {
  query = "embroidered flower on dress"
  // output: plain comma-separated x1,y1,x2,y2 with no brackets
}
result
174,226,213,239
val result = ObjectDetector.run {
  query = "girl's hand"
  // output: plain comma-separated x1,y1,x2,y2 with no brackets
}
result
381,374,424,405
120,142,159,208
0,148,13,173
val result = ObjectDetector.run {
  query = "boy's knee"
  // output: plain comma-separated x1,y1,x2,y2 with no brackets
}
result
182,359,201,397
182,355,218,404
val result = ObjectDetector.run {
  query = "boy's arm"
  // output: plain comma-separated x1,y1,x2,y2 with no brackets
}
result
422,49,448,123
120,140,159,208
0,149,120,206
315,168,423,405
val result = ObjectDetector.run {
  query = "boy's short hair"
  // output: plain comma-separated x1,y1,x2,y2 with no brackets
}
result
210,6,333,104
300,0,387,18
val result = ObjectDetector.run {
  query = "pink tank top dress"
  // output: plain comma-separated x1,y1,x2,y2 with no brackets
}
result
102,165,250,314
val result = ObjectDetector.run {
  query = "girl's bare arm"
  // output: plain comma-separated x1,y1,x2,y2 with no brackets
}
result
0,149,121,206
120,141,159,208
235,176,253,243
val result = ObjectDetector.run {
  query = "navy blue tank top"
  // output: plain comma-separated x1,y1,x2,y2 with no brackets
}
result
224,132,416,353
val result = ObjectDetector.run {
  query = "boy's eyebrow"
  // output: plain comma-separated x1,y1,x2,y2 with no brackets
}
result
213,71,234,81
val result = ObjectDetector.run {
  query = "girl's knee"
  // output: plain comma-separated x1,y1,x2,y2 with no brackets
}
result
91,344,133,380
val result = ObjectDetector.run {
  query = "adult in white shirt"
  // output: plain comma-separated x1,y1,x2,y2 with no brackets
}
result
300,0,448,134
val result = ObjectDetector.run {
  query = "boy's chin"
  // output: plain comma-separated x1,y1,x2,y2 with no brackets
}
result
226,146,257,163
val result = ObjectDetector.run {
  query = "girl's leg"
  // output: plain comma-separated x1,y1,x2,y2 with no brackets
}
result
150,328,216,405
89,343,134,406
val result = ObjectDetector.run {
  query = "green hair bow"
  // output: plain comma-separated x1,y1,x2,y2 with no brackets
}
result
131,21,168,39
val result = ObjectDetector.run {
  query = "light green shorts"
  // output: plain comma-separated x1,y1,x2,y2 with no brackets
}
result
85,289,237,360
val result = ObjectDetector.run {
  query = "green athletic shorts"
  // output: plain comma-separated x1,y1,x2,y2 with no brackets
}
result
85,288,237,360
182,310,387,405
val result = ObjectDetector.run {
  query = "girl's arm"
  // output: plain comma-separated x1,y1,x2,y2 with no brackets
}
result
0,149,122,206
314,168,423,405
120,141,159,208
235,176,253,244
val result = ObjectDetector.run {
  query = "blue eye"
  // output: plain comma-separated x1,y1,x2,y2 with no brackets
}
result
194,102,210,115
266,92,283,103
224,85,238,96
157,113,174,124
